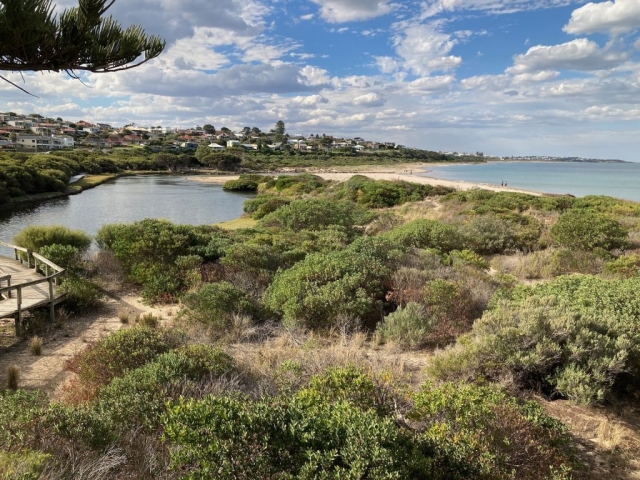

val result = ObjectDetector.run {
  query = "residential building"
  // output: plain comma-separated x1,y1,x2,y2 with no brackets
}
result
16,134,53,149
208,143,225,151
227,140,241,148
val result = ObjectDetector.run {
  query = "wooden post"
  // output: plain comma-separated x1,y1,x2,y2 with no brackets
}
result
15,286,22,336
48,277,55,323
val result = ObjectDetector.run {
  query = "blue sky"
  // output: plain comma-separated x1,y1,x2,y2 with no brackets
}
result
2,0,640,160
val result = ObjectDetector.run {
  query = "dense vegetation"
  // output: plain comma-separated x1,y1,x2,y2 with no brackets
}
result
0,147,474,208
3,171,640,478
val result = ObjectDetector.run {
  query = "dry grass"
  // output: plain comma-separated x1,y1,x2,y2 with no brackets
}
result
138,313,160,328
6,364,19,390
29,336,43,356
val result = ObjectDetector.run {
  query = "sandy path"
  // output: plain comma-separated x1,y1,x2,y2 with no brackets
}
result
188,170,544,196
0,291,174,400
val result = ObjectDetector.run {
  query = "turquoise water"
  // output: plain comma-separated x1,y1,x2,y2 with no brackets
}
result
0,175,254,248
421,162,640,202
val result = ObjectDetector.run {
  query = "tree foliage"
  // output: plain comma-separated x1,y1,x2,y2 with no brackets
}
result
0,0,165,93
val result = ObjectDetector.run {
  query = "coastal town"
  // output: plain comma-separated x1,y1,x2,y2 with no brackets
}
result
0,112,408,154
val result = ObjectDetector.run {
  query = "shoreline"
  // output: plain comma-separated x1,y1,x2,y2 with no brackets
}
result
188,165,547,197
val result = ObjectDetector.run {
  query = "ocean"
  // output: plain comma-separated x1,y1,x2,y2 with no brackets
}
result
421,162,640,202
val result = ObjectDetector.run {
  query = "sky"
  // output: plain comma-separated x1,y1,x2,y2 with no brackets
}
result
1,0,640,160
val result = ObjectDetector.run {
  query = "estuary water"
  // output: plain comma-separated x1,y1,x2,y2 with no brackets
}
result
422,162,640,202
0,175,254,248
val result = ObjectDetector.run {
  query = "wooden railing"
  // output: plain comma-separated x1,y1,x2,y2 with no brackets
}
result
0,242,66,333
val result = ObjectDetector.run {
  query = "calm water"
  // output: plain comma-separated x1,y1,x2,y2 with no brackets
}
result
0,175,254,248
422,162,640,202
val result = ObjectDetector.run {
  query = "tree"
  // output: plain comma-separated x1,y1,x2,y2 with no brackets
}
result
203,124,215,134
274,120,285,143
0,0,165,94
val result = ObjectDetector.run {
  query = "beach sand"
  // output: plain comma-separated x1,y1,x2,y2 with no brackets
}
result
188,165,544,196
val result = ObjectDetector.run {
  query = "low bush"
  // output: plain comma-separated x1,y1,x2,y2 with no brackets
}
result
376,302,433,349
337,176,444,208
243,195,290,219
180,281,264,336
551,210,629,251
382,219,464,253
448,249,489,270
0,450,50,480
460,214,517,254
38,244,82,272
0,390,47,448
223,174,271,192
58,276,102,311
604,253,640,278
410,382,573,480
429,279,640,404
13,225,91,253
264,236,398,329
259,198,370,232
64,327,178,398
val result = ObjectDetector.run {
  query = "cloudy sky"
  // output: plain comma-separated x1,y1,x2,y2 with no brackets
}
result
2,0,640,160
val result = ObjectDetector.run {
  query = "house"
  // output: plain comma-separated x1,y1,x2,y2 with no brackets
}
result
96,123,112,130
31,125,56,135
354,145,365,152
208,143,225,151
181,142,199,149
7,120,34,129
52,136,74,148
16,134,53,149
227,140,241,148
267,143,283,151
241,144,258,150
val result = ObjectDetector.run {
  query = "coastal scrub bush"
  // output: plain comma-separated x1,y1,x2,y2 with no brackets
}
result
337,176,440,208
64,327,178,398
58,277,102,311
264,236,398,329
376,302,433,349
266,174,327,194
0,390,47,448
162,393,414,479
13,225,91,253
243,195,290,219
88,346,235,433
604,253,640,277
259,198,371,232
382,219,463,253
429,281,640,404
551,210,629,250
410,382,573,480
460,214,517,254
180,281,264,335
38,244,82,271
223,174,271,192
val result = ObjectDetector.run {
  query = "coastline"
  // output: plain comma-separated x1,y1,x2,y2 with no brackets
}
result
188,165,546,197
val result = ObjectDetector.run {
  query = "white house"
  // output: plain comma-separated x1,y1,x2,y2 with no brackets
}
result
208,143,225,151
227,140,241,148
16,135,53,149
52,136,75,148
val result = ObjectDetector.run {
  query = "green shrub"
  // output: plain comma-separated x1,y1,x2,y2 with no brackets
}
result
551,210,629,250
604,253,640,277
162,394,413,479
422,279,475,325
0,450,50,480
38,244,81,271
264,237,398,329
243,195,290,219
0,390,47,448
13,225,91,253
89,346,235,433
223,174,271,191
181,281,263,334
410,383,572,480
460,214,517,254
376,302,432,349
65,327,178,394
429,285,640,404
382,219,463,253
58,276,102,311
259,198,370,232
448,249,489,270
338,176,441,208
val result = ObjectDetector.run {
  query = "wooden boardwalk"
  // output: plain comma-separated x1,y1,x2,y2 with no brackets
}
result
0,242,66,334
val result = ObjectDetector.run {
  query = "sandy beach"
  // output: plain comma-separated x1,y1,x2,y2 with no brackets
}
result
188,166,545,196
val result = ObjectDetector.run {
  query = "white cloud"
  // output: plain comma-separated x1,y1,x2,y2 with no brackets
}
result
407,75,455,91
300,13,315,21
353,92,387,107
291,95,329,106
506,39,628,74
392,23,462,76
375,56,399,73
421,0,579,18
564,0,640,35
512,70,560,83
311,0,397,23
635,38,640,49
299,66,331,86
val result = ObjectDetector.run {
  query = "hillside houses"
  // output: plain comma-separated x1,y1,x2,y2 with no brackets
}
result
0,111,407,154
